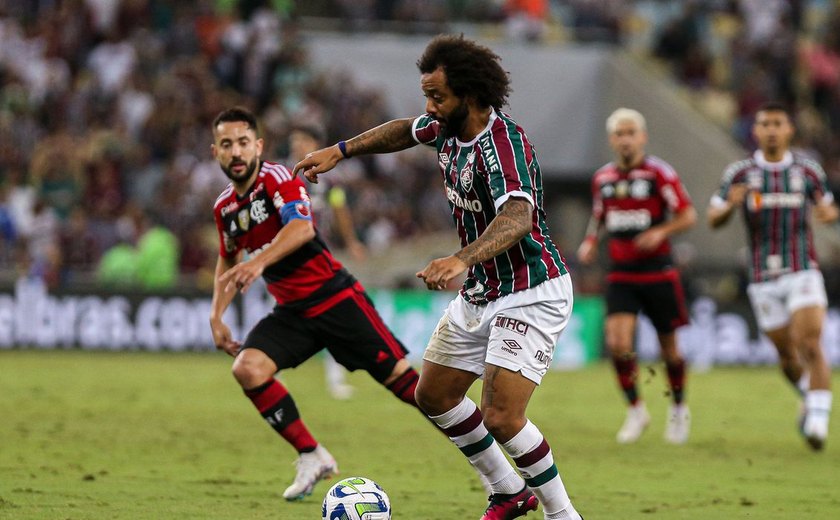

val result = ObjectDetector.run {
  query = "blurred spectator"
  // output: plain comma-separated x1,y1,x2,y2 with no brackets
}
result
504,0,549,42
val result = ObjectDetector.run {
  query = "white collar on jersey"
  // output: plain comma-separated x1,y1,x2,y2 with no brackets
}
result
753,150,793,169
455,108,498,147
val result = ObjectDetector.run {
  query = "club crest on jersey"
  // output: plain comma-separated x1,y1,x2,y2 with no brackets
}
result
460,152,476,192
789,168,804,192
237,208,250,231
630,179,650,199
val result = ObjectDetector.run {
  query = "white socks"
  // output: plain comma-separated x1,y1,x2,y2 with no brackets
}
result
429,398,523,494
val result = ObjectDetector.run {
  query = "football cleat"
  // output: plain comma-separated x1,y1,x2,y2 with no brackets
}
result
664,404,691,445
801,412,828,451
616,402,650,444
283,445,339,501
481,486,538,520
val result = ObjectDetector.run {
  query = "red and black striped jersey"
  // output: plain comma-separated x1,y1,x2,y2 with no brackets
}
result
711,150,833,282
591,156,692,280
213,161,354,310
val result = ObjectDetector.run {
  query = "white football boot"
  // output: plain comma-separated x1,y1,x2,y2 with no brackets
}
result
283,445,339,500
616,402,650,444
664,404,691,445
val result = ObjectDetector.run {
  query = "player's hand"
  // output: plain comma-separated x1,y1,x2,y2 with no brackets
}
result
293,145,344,184
634,227,667,252
727,183,750,207
210,319,241,357
416,256,468,291
576,237,598,265
814,202,840,223
219,259,265,294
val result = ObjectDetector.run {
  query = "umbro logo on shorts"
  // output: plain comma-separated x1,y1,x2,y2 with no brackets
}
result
502,339,522,356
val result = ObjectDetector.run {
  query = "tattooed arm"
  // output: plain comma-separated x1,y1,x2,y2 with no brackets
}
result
416,198,533,290
293,118,416,182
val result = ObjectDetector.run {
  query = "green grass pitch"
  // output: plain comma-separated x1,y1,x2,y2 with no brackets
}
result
1,350,838,519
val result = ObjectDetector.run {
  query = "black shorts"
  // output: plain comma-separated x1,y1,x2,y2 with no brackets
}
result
606,270,689,333
242,283,408,383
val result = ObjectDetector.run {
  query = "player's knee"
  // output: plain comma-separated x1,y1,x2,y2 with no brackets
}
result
231,351,274,388
481,406,525,442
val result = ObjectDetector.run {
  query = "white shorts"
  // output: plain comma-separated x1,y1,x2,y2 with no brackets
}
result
423,275,573,385
746,269,828,331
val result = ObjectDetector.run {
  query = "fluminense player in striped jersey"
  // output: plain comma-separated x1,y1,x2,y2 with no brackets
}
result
295,35,582,520
708,102,839,450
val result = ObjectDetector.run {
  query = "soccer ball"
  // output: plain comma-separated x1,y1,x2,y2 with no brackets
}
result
322,476,391,520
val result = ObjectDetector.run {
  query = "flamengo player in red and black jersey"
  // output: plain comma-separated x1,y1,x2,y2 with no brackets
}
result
576,108,697,446
208,107,426,501
708,102,839,450
295,36,582,520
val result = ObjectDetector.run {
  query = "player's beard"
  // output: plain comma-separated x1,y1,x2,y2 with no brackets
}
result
222,157,258,184
440,101,469,139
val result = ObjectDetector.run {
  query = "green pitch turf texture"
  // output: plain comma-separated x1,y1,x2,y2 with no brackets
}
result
1,351,838,519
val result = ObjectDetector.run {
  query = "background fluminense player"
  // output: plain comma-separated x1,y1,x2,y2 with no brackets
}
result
295,35,582,520
576,108,696,445
708,102,838,450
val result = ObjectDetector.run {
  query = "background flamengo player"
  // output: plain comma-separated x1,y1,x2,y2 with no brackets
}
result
207,106,429,502
576,108,696,445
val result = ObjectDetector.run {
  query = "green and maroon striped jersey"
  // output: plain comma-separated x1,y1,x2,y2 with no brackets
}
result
711,150,834,282
412,109,567,305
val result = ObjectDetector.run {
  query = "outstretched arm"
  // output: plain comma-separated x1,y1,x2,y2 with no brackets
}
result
416,198,533,290
293,118,417,183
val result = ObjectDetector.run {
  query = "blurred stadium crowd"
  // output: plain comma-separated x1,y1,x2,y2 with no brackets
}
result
1,0,840,293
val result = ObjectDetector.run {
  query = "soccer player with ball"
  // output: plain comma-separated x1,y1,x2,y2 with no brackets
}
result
208,107,429,501
708,102,838,450
296,35,582,520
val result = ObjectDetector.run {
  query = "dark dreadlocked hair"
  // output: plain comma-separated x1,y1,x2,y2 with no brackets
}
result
416,35,511,110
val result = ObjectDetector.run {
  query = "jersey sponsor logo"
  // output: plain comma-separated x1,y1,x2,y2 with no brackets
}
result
534,349,551,368
615,180,629,198
601,183,616,198
747,192,804,211
220,201,238,217
479,133,501,173
605,209,651,232
501,339,522,356
494,316,530,336
237,208,250,231
446,185,483,212
223,234,236,253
